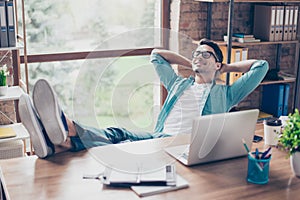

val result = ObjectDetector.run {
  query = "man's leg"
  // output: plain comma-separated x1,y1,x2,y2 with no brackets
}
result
70,122,154,151
31,79,154,152
18,94,54,158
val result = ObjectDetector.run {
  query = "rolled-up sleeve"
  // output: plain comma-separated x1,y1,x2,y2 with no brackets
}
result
228,60,269,107
150,51,178,91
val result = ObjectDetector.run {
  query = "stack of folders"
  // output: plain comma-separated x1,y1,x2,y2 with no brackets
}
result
101,165,189,197
0,0,16,48
224,34,261,43
253,4,298,41
219,45,248,85
261,84,290,117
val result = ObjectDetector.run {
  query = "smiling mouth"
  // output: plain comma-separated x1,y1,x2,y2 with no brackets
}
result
194,68,201,74
192,65,201,73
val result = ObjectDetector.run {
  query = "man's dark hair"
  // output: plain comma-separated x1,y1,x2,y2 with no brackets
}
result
199,38,223,63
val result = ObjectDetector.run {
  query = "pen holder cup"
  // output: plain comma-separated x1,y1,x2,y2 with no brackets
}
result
247,153,271,184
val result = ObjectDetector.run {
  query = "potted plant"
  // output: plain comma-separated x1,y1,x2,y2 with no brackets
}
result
278,108,300,177
0,64,8,96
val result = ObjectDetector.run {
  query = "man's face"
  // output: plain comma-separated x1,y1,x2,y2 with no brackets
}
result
192,44,219,74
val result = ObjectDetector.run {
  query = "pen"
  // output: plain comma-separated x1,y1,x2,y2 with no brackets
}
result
263,154,271,159
242,138,250,153
242,139,263,172
248,152,263,172
255,148,260,159
261,147,272,159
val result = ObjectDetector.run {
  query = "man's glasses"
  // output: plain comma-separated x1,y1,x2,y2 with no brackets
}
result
192,50,219,62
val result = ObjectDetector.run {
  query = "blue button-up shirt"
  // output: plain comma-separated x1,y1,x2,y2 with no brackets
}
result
151,52,269,133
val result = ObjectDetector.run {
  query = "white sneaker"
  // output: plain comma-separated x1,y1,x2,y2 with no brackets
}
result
19,94,54,158
32,79,69,145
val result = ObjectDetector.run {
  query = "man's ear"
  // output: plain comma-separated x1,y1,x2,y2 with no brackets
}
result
215,62,222,70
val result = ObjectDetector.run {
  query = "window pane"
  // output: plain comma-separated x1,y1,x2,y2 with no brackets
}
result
23,56,160,131
21,0,162,54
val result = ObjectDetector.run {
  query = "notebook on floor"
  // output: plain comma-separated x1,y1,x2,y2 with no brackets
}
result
164,109,259,166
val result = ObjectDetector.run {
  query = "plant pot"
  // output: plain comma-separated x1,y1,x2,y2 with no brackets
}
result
0,85,8,96
290,151,300,177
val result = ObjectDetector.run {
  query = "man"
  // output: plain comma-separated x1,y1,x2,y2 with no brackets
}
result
19,38,268,158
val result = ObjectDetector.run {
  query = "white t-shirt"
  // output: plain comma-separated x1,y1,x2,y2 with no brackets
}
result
163,83,211,135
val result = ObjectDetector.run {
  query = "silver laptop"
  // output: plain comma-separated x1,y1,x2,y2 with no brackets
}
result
164,109,259,166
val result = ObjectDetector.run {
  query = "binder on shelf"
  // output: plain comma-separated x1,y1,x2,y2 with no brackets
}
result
230,47,248,84
253,5,276,41
219,46,243,85
274,5,284,41
261,84,285,117
5,0,16,47
288,5,294,40
283,6,291,41
283,84,290,116
240,47,247,63
0,0,8,47
292,5,299,40
220,46,242,63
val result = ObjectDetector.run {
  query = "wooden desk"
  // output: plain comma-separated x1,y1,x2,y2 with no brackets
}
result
1,124,300,200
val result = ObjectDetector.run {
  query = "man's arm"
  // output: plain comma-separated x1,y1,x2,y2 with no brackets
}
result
152,49,192,68
220,59,257,74
226,60,269,107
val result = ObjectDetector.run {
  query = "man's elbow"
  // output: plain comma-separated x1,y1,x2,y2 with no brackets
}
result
150,49,164,63
151,48,163,55
260,60,269,75
253,60,269,74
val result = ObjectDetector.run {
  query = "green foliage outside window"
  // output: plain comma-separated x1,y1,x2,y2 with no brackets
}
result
21,0,159,130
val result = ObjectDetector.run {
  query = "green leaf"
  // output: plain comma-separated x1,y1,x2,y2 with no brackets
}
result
279,108,300,156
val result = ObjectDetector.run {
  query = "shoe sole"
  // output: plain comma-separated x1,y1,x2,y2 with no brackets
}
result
33,79,67,145
19,94,50,158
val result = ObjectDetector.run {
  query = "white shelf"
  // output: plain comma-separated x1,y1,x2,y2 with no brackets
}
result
0,86,25,102
195,0,300,2
0,123,30,143
260,77,296,85
0,45,23,51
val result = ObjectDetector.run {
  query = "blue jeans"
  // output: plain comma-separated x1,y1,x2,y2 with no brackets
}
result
69,121,169,151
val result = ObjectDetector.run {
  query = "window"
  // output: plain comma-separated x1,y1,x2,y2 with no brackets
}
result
25,56,160,131
19,0,167,131
21,0,163,54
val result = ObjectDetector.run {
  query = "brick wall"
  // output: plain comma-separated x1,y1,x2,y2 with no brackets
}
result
0,101,16,125
170,0,297,112
0,51,16,125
